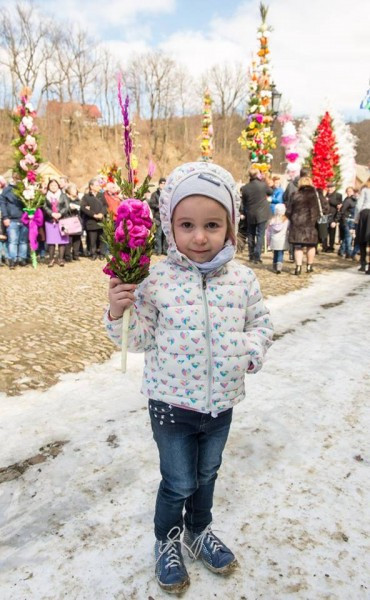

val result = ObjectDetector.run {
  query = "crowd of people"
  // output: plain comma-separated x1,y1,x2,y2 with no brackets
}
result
0,175,113,269
238,167,370,275
0,168,369,275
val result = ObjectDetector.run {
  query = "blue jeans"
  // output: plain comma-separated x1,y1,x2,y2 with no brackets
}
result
154,224,168,255
0,240,8,261
339,223,353,256
149,399,232,540
273,250,284,264
247,221,266,260
6,220,28,261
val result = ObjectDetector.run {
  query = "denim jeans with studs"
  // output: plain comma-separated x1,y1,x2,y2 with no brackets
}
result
149,399,232,541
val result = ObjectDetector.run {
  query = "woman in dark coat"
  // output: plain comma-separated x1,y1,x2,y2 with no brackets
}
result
286,176,329,275
80,178,107,260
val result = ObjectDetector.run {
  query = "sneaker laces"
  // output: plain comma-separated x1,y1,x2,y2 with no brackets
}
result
187,524,223,560
156,526,182,569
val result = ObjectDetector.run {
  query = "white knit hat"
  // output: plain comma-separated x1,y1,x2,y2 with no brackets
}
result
170,171,234,221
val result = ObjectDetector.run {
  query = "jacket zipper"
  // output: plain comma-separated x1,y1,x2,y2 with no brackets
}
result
201,274,212,412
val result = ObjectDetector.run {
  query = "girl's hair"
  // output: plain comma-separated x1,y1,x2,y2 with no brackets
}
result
226,214,236,246
298,176,313,188
365,178,370,188
47,178,61,191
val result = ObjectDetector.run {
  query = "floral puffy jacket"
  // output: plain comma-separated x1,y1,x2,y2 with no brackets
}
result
104,259,273,415
104,161,274,415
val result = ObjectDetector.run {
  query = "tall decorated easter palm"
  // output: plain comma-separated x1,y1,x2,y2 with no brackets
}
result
238,3,276,173
11,88,45,268
200,90,214,162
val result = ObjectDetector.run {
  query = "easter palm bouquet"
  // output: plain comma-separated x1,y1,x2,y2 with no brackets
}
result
102,75,156,372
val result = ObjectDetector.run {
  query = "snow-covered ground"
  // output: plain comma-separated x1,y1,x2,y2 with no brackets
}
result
0,268,369,600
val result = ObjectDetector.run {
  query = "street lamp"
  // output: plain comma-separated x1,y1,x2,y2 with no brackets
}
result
271,82,282,118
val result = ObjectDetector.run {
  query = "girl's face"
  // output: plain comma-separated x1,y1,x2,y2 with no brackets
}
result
172,195,228,263
49,181,59,193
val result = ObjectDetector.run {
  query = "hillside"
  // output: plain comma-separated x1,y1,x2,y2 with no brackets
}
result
0,110,368,188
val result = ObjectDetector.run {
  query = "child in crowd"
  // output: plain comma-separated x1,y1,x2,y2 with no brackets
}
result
270,175,284,215
266,203,290,274
104,162,273,594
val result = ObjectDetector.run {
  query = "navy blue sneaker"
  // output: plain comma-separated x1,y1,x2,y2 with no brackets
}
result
184,525,238,574
155,526,190,594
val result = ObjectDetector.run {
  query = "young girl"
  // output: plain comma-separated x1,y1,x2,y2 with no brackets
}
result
104,162,273,594
266,203,290,274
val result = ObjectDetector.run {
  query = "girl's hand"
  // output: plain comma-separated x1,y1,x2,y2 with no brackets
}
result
52,212,61,220
108,278,137,318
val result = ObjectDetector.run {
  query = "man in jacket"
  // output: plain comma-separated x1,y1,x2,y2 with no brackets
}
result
149,177,167,255
240,168,273,263
0,174,28,269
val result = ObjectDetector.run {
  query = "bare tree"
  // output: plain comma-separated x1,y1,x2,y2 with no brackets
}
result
0,2,50,103
64,25,99,105
137,50,178,156
95,45,119,128
125,55,145,120
203,62,248,154
206,61,247,118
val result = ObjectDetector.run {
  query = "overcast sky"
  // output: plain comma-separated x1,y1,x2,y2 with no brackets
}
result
3,0,370,120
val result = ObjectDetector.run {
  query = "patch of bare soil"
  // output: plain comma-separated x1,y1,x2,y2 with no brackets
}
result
0,441,69,484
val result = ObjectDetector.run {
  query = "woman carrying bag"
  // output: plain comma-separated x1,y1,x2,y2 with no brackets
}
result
43,179,70,267
286,176,329,275
64,183,83,261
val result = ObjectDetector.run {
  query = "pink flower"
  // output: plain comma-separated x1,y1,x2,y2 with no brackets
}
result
286,152,299,162
141,201,152,220
139,255,150,266
130,213,152,228
114,221,126,243
25,153,36,165
102,264,115,277
130,224,150,241
19,144,28,155
116,202,131,224
25,135,37,151
26,171,37,183
120,252,130,263
148,160,156,178
19,124,26,136
129,200,145,214
127,224,150,248
128,237,147,249
281,135,298,146
20,159,28,171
